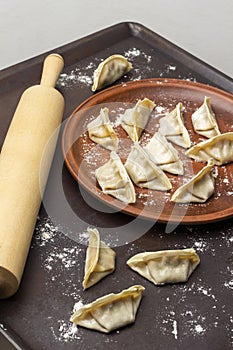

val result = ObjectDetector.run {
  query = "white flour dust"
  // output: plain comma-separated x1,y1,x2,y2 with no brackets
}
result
32,216,88,342
50,300,84,343
172,320,178,339
153,223,232,344
51,320,79,343
30,41,233,346
124,47,153,81
44,246,80,271
33,216,59,247
57,70,93,88
56,45,199,92
124,47,152,63
31,213,233,346
57,60,94,88
57,47,156,89
224,265,233,290
159,293,216,340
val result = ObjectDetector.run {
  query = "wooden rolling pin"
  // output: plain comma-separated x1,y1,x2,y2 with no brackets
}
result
0,53,65,298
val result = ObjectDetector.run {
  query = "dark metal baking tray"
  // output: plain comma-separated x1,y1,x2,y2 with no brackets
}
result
0,22,232,350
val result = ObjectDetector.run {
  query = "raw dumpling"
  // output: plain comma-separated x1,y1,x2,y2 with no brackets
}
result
82,228,116,290
171,159,215,203
145,132,184,175
70,285,145,333
95,151,136,203
121,98,155,142
92,54,133,92
127,248,200,285
186,132,233,165
87,107,119,151
159,102,191,148
124,143,172,191
191,96,220,138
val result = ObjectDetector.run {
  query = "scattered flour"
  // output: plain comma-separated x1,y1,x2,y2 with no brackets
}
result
53,299,85,342
194,324,206,335
167,64,177,71
44,246,80,271
30,211,233,346
57,69,93,88
154,106,167,115
193,240,208,253
27,45,233,347
224,265,233,290
196,285,217,301
224,280,233,290
123,47,153,81
73,300,84,312
50,320,81,343
124,48,152,63
33,216,59,247
158,63,177,77
56,47,154,89
153,222,232,344
160,298,218,340
56,46,199,91
172,320,178,339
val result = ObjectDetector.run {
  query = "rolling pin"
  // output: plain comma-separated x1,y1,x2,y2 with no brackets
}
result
0,53,65,298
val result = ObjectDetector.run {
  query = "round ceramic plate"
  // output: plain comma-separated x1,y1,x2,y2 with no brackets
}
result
62,78,233,224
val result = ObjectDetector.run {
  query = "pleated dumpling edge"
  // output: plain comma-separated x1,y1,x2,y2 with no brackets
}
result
121,98,155,142
92,54,133,92
185,132,233,166
127,248,200,285
82,227,116,290
95,151,136,204
171,158,215,203
87,107,119,151
159,102,191,148
124,142,172,191
70,285,145,333
191,96,220,139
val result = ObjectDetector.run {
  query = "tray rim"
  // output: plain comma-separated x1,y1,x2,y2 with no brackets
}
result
0,22,232,93
1,22,233,350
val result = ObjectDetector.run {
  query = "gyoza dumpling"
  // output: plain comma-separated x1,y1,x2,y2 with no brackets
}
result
87,108,119,151
82,228,116,290
95,151,136,203
70,285,145,333
171,159,215,203
191,96,220,138
145,132,184,175
124,143,172,191
186,132,233,165
121,98,155,142
92,54,133,91
159,102,191,148
127,248,200,285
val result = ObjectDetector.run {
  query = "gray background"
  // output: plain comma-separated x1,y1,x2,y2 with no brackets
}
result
0,0,232,77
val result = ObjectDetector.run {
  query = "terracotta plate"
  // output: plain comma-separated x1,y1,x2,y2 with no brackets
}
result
62,78,233,224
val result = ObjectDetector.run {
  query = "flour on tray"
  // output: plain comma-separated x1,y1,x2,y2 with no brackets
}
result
57,70,92,88
50,300,85,343
124,48,152,63
124,47,154,81
57,60,93,88
57,46,198,91
32,216,59,247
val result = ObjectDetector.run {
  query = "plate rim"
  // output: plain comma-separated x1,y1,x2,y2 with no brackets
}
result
62,78,233,224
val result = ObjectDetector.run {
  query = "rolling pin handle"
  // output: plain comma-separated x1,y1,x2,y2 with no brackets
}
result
40,53,64,88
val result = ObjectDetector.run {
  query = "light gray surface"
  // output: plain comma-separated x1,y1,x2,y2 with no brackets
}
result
0,0,232,77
